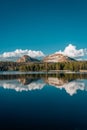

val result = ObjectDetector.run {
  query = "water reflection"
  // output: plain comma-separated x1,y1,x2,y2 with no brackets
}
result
47,78,85,96
0,74,87,95
0,79,45,92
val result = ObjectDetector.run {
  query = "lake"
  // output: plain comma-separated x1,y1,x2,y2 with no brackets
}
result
0,73,87,130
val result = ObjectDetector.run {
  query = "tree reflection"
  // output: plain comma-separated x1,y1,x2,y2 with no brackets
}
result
0,74,87,95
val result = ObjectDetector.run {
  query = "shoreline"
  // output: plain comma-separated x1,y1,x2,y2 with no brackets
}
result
0,70,87,75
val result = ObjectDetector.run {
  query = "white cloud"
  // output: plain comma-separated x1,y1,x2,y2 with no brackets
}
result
0,49,45,61
55,44,87,60
0,44,87,61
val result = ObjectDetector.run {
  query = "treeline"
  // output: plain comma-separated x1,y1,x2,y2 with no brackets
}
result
0,61,87,71
0,62,18,71
17,61,87,72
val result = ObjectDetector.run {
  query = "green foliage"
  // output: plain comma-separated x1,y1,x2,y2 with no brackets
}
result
0,61,87,71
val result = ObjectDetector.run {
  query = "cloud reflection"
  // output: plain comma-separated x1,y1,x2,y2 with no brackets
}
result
0,75,87,96
0,79,46,92
46,77,87,96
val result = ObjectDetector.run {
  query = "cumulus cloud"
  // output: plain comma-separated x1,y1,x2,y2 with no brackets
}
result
55,44,87,60
0,49,45,61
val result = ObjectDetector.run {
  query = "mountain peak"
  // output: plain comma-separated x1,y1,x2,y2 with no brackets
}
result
43,53,75,62
17,55,39,63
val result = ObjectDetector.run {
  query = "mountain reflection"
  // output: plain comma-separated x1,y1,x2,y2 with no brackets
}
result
47,77,85,96
0,74,87,95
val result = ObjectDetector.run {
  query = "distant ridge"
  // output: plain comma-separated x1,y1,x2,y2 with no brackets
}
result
17,53,75,63
17,55,40,63
43,53,75,62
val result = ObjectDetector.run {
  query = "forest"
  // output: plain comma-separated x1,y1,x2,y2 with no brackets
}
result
0,61,87,72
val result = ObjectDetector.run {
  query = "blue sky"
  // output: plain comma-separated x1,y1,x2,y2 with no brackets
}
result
0,0,87,59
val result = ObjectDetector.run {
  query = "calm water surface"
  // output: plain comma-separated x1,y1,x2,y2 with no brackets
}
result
0,73,87,130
